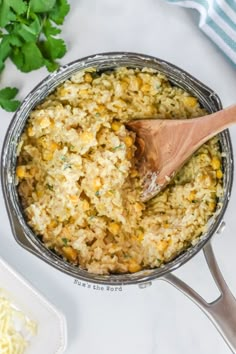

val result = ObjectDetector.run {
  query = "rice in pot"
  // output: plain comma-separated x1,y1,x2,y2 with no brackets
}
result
16,67,223,274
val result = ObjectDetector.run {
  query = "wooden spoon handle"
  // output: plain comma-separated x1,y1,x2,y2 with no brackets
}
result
187,104,236,144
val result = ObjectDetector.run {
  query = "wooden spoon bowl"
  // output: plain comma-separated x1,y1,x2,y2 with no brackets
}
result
127,105,236,202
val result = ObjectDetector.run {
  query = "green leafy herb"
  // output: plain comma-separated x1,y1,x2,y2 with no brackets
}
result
0,0,70,112
46,183,54,191
95,191,100,196
0,87,20,111
112,144,124,151
60,155,66,161
63,162,72,170
11,41,45,72
30,0,57,13
69,144,75,151
49,0,70,25
62,237,68,245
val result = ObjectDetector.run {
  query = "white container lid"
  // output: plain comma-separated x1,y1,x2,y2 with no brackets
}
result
0,257,67,354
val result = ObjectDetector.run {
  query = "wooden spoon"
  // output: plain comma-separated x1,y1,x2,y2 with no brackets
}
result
127,104,236,202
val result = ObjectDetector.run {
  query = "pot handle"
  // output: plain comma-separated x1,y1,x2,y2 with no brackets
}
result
162,242,236,353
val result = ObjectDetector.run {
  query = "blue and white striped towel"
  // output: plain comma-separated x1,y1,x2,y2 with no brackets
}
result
166,0,236,67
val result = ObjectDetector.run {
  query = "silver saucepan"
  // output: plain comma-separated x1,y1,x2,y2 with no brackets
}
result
1,53,236,352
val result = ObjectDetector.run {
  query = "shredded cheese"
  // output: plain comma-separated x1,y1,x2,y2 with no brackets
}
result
0,289,37,354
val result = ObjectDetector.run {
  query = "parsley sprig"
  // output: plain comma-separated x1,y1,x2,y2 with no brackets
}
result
0,0,70,112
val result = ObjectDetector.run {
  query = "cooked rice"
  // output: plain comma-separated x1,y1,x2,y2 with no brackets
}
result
16,67,223,274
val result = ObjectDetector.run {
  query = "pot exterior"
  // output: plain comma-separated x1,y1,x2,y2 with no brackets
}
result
1,52,234,285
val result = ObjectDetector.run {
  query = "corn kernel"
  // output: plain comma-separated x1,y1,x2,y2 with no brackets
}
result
121,81,129,91
50,141,59,152
136,76,143,88
97,104,105,112
79,89,88,95
211,156,221,170
47,220,57,229
124,136,133,148
216,169,223,179
16,166,26,178
130,169,138,178
39,117,51,128
134,202,143,213
126,149,133,160
69,195,79,204
109,222,120,235
42,151,53,161
80,131,93,143
36,189,44,198
62,246,77,262
136,229,144,242
30,166,37,176
187,191,196,202
83,200,90,211
84,73,93,83
50,118,55,127
208,202,216,212
141,83,150,93
183,96,197,108
27,126,34,137
58,87,70,96
157,240,168,252
111,121,122,132
128,261,141,273
93,177,102,191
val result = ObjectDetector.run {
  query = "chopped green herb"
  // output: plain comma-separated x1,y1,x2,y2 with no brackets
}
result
112,144,124,151
63,163,72,170
95,112,100,117
95,191,100,196
46,183,53,191
69,144,75,151
91,71,100,79
60,155,66,161
62,237,68,245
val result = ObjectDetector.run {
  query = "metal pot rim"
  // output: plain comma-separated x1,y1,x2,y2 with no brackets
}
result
1,52,234,285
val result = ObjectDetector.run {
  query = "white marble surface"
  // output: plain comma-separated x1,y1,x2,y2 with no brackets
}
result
1,1,236,353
